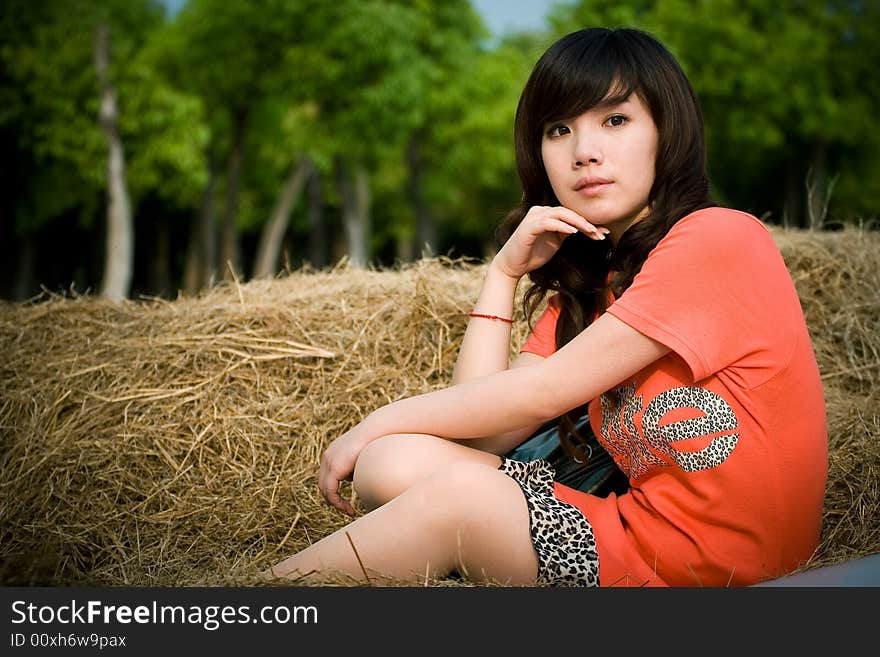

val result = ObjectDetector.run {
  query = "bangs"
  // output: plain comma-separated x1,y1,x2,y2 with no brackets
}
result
533,34,642,125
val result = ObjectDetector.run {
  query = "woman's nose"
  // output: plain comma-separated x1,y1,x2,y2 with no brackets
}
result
573,131,602,167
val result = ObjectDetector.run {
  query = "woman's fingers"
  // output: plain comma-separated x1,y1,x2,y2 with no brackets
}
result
326,485,356,516
550,207,610,240
495,205,611,278
318,458,357,516
526,206,609,240
541,217,578,235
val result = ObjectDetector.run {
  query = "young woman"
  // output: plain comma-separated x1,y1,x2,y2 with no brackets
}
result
265,27,828,587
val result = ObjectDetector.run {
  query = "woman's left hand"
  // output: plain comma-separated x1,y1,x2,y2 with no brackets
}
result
318,423,373,516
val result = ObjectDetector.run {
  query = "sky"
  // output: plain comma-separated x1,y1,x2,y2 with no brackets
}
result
471,0,562,38
160,0,564,38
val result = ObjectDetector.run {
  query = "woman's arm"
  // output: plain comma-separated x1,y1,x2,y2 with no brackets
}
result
319,312,670,511
453,206,607,385
456,352,548,455
450,263,550,454
450,261,520,385
448,206,610,451
374,313,668,438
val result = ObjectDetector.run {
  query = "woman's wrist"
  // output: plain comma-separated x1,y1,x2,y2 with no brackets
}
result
359,406,395,445
486,257,522,288
465,260,520,325
486,255,522,290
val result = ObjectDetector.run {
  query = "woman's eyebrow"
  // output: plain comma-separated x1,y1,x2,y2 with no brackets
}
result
543,95,634,125
594,94,633,111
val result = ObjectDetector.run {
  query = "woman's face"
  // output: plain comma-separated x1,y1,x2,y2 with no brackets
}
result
540,92,658,243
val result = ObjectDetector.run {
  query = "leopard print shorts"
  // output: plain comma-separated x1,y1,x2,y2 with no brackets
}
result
498,456,600,586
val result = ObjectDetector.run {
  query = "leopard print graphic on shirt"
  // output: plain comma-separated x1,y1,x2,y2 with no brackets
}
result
600,383,740,479
498,457,600,587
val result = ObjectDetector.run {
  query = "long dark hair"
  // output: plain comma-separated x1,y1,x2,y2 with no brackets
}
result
497,27,713,461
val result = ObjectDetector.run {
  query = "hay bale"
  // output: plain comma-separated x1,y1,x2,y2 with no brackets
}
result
1,228,878,586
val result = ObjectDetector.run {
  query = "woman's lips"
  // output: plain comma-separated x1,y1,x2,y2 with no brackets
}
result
576,181,612,196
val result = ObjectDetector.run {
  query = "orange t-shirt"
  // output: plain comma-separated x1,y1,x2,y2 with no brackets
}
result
520,207,828,586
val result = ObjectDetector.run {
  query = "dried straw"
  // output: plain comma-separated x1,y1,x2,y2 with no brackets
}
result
1,227,878,586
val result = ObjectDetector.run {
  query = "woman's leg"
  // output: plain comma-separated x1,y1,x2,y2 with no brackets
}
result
352,433,502,511
268,461,538,585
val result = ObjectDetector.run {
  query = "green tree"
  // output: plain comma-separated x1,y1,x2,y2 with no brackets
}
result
394,0,487,258
249,101,317,279
94,22,133,302
0,0,175,300
283,0,432,268
156,0,308,280
418,33,550,258
363,9,547,264
121,42,209,296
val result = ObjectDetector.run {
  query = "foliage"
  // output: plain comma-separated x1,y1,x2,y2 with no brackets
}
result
423,36,546,248
0,0,206,233
2,0,878,300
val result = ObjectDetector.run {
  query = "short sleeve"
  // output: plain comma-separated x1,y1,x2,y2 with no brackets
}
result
606,208,800,383
520,294,561,358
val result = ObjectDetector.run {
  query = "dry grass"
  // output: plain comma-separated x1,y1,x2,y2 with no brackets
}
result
1,227,878,586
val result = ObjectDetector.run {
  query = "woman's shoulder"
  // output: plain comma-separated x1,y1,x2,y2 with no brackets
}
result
675,206,771,238
661,206,775,254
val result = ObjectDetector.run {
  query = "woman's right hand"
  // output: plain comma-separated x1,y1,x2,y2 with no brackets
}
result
318,421,376,516
493,206,609,280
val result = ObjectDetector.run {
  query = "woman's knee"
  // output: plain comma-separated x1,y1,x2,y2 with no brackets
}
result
352,434,431,510
352,434,503,512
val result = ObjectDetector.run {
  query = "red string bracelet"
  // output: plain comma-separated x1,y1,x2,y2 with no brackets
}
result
468,312,514,324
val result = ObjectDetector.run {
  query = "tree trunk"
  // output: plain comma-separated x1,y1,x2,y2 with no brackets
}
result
253,157,310,278
396,230,414,263
13,234,35,301
200,146,219,287
307,165,327,268
783,162,803,228
94,24,133,302
335,158,370,268
221,106,248,279
354,167,370,266
407,136,435,258
182,212,200,295
149,214,171,298
183,144,218,294
805,139,830,230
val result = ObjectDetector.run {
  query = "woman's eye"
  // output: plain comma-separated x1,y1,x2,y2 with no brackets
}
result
545,124,570,138
606,114,628,127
